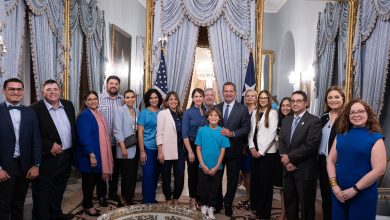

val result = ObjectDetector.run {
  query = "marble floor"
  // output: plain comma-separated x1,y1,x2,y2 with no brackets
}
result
23,167,325,220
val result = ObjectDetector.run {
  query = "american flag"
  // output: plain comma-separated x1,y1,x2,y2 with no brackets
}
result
242,51,256,103
153,49,168,97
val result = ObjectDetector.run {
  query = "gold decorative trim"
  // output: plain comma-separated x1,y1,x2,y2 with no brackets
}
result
262,49,275,94
343,0,357,103
144,0,153,93
63,0,70,99
256,0,264,93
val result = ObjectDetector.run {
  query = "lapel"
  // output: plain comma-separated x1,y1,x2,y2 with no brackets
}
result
166,109,176,130
62,100,73,122
0,102,16,137
290,111,308,144
39,100,58,130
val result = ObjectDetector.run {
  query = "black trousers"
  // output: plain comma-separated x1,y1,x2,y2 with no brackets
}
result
318,155,332,220
185,141,199,199
0,158,30,220
250,153,279,218
161,152,185,201
96,146,119,199
197,169,222,208
216,157,241,208
82,173,101,208
283,172,317,220
117,156,139,204
32,149,72,220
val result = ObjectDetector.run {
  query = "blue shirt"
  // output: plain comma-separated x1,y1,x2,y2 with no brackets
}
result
195,125,230,170
138,108,160,150
44,100,72,150
182,106,207,141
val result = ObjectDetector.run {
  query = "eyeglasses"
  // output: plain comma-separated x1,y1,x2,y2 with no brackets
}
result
259,97,268,100
86,98,98,102
349,109,366,116
290,99,304,104
6,87,24,92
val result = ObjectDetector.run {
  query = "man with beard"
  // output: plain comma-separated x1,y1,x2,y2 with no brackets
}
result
96,75,124,206
30,79,76,220
204,88,216,111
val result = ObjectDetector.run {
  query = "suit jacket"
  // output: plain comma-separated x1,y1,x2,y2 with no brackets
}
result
278,111,322,180
216,101,250,159
30,99,76,176
156,109,179,160
75,108,102,173
0,102,41,176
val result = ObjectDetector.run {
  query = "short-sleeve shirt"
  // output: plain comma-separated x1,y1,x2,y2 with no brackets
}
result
195,125,230,170
138,108,160,150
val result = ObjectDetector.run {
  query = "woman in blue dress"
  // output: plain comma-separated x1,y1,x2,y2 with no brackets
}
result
137,88,163,203
327,99,387,220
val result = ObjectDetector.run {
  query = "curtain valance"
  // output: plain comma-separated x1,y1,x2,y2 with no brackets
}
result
316,3,341,58
161,0,250,39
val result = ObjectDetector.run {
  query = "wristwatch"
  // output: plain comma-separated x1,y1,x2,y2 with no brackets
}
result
34,163,40,168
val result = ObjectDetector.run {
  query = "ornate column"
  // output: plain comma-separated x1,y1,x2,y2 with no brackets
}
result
144,0,154,93
256,0,264,93
63,0,70,99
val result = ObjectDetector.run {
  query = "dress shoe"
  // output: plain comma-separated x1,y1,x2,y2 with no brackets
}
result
56,213,74,220
224,204,233,217
99,197,108,207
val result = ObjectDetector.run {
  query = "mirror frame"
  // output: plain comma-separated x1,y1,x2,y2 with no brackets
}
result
261,49,275,94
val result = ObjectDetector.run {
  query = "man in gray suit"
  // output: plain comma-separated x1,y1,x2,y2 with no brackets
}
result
279,90,322,220
216,82,250,216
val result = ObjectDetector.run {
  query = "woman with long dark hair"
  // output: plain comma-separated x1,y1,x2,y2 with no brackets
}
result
182,88,207,209
157,91,185,204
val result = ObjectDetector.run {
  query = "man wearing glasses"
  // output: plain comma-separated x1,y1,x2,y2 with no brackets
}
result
0,78,41,220
278,90,322,220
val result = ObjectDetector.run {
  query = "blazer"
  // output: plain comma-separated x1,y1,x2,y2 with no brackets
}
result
278,111,322,180
113,105,140,159
216,101,250,159
0,102,41,176
30,99,76,176
248,109,278,155
320,112,339,153
156,109,179,160
75,109,103,173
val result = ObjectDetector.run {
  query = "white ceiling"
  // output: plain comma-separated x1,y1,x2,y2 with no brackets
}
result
265,0,287,13
137,0,287,14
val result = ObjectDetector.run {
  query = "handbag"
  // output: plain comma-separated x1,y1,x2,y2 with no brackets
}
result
124,133,137,149
124,108,138,149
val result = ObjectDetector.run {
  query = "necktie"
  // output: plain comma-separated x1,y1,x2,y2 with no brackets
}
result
223,104,230,123
290,116,300,141
8,105,21,110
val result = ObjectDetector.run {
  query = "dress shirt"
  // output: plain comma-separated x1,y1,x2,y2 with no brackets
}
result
182,106,207,142
99,91,124,144
6,102,21,158
223,101,236,120
44,100,72,150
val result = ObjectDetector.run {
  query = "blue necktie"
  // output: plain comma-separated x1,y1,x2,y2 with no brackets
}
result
223,104,230,123
290,116,300,141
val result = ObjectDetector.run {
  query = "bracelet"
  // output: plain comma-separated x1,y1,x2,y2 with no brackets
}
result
329,177,338,187
352,184,360,193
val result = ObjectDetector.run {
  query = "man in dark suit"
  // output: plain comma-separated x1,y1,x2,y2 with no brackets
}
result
279,90,322,220
0,78,41,220
216,82,250,216
30,79,76,220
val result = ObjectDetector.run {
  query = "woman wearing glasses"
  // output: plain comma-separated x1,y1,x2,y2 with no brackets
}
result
318,86,345,220
327,99,387,220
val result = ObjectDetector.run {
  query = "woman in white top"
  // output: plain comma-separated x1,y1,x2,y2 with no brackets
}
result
113,89,140,205
248,90,279,219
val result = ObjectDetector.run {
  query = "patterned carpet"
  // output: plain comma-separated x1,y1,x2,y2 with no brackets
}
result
24,168,324,220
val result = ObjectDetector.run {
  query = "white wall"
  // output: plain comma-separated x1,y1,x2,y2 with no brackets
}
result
263,0,326,101
97,0,146,92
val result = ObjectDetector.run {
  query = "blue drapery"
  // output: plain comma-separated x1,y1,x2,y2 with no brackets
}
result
153,0,252,100
353,0,390,116
0,0,26,103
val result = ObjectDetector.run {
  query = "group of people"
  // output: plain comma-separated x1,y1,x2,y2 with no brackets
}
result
0,75,387,220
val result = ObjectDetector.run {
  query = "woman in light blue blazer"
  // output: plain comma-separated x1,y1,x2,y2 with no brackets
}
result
113,89,140,205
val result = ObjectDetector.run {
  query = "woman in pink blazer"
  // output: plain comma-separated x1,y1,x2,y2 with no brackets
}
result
156,91,185,204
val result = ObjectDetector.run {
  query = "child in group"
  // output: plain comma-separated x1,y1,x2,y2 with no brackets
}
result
195,107,230,219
